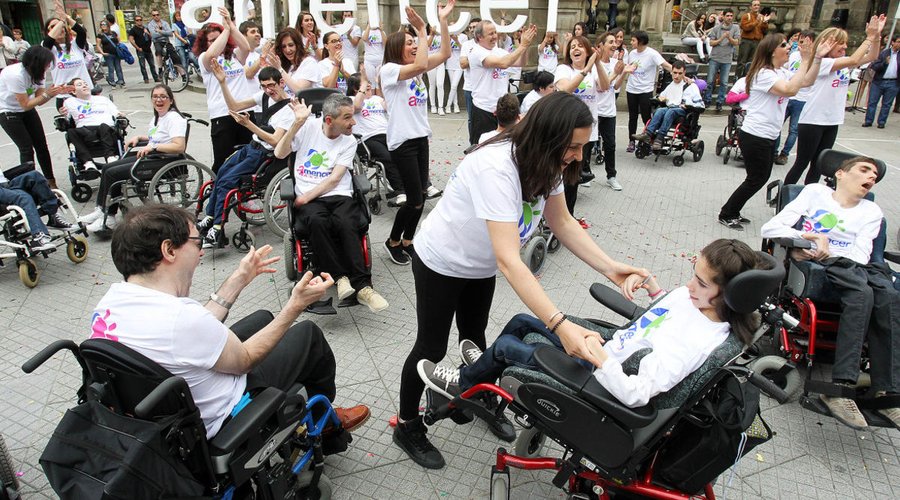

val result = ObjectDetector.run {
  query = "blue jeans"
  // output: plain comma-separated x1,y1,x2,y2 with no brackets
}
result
204,144,267,225
705,60,731,105
458,314,593,390
104,54,124,85
865,79,900,126
647,107,686,136
775,99,805,156
176,44,200,71
0,170,57,235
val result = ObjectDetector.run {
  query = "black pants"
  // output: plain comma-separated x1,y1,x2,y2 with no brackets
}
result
211,115,254,173
295,195,371,290
0,110,54,180
398,253,496,420
389,137,429,242
720,130,775,220
96,156,138,214
231,310,337,401
823,259,900,392
470,105,498,145
136,47,159,81
736,40,758,79
783,124,839,185
626,91,653,137
67,124,119,163
364,134,404,193
597,115,617,178
564,141,594,216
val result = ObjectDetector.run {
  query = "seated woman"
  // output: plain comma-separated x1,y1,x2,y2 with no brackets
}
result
418,238,761,409
61,77,122,170
77,84,187,232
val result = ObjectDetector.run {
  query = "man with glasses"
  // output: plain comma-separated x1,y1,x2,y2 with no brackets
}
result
197,65,295,248
128,14,159,82
147,10,174,70
91,203,371,440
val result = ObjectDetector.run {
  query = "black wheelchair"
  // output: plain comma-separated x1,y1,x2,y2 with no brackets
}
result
422,252,795,499
0,163,89,288
54,112,131,204
759,149,900,426
353,134,395,216
633,102,705,167
22,336,345,499
715,103,744,165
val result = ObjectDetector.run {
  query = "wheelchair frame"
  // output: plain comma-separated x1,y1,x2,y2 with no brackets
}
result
715,105,744,165
353,134,393,216
633,102,706,167
54,114,131,204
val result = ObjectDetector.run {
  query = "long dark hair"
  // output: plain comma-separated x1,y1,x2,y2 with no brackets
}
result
151,84,181,123
321,31,340,60
383,30,409,65
275,27,306,72
21,46,55,84
44,18,72,54
701,239,762,346
483,92,593,201
294,11,320,39
745,33,785,96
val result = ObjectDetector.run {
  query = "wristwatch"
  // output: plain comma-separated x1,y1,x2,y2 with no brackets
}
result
209,292,233,310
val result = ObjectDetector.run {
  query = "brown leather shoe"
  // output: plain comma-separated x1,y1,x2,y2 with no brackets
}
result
333,404,370,432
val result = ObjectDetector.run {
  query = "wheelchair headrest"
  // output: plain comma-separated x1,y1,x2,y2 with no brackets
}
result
816,149,886,184
684,63,699,77
723,251,784,314
295,88,342,116
91,85,103,96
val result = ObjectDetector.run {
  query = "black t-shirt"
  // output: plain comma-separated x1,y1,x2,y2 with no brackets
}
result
98,31,119,53
128,26,152,50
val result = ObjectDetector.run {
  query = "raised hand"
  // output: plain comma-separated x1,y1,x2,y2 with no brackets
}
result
218,7,234,28
235,244,280,286
521,24,538,45
407,7,426,35
289,98,311,123
865,14,887,38
209,58,226,81
438,0,456,22
815,36,836,58
229,110,251,126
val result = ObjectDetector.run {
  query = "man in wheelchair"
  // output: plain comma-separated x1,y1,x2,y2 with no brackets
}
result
91,203,370,439
0,166,76,250
59,78,122,171
275,93,389,312
761,156,899,430
197,64,295,248
632,60,705,151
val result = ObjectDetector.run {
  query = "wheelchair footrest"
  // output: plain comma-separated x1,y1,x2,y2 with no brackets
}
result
305,297,337,315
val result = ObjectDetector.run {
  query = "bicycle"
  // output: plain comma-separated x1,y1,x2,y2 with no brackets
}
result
160,42,190,93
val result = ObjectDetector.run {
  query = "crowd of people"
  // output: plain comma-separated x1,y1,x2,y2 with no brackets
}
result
1,0,899,487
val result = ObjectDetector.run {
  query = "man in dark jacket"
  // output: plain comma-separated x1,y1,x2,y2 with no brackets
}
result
865,35,900,128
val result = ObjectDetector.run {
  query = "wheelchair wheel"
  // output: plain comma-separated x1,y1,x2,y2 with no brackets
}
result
66,236,89,264
368,196,382,216
264,169,292,238
748,355,802,402
514,426,547,458
489,467,510,500
521,236,548,276
71,183,93,203
147,160,216,208
232,229,255,252
547,234,561,253
723,148,731,165
672,155,685,167
0,434,19,497
296,470,332,500
715,134,726,156
283,233,299,281
18,259,38,288
634,144,647,159
692,141,705,162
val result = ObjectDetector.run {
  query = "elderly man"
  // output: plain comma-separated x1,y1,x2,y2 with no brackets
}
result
90,203,370,439
736,0,770,78
463,20,537,145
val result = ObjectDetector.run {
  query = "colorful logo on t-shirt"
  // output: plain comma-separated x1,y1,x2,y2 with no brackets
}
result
616,307,670,350
788,59,801,73
542,45,555,57
407,79,427,107
367,34,381,47
429,38,441,52
361,99,385,117
297,148,332,178
574,78,595,100
832,68,851,88
450,39,461,50
518,201,542,243
74,102,96,120
802,209,845,233
148,126,158,138
25,87,35,96
217,55,243,78
90,309,119,341
491,67,509,80
55,50,82,70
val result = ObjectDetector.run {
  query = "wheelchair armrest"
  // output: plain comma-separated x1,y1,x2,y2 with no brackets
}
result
885,251,900,264
53,115,71,133
353,172,372,196
590,283,645,321
533,346,657,428
280,177,296,201
773,237,812,249
765,180,783,207
143,153,185,161
2,162,36,181
210,387,286,454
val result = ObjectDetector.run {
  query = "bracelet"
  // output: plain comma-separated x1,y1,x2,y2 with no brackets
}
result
648,288,666,299
550,314,568,333
209,292,233,310
547,311,564,325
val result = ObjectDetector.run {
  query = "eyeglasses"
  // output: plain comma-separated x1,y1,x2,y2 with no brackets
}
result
260,82,279,90
186,236,204,250
151,95,169,100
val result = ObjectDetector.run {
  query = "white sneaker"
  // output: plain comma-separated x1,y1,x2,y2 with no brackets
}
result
438,108,445,116
336,276,354,301
106,156,119,163
83,161,98,171
77,207,104,224
430,106,437,114
356,286,388,312
606,177,623,191
425,186,442,199
86,213,117,233
393,193,407,206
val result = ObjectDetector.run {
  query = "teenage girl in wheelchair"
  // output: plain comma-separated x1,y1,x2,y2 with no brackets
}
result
77,84,213,234
54,77,131,203
418,239,794,499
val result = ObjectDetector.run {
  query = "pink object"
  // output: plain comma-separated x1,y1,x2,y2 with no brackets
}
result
726,92,749,105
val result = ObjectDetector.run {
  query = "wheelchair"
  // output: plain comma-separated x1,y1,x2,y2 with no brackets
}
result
421,251,793,499
22,335,344,499
633,101,705,167
54,112,131,204
353,134,396,216
715,104,744,165
0,163,89,288
760,149,900,427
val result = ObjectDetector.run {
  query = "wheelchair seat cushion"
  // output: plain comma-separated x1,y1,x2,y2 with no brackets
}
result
790,260,843,304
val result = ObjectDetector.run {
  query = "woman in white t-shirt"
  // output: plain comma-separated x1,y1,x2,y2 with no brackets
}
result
624,31,672,153
784,17,886,185
0,46,66,186
78,85,189,232
196,8,254,173
425,25,446,115
361,24,384,90
41,7,92,108
444,32,466,113
294,11,322,60
274,27,322,96
393,92,650,469
319,31,356,94
537,31,559,73
718,33,831,230
378,4,452,266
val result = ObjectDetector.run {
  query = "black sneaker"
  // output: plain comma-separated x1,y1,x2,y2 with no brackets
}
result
579,170,596,185
459,339,483,366
46,212,77,230
29,232,55,251
480,394,517,442
402,243,417,261
715,103,723,113
384,239,410,265
737,215,752,224
196,215,214,234
718,217,744,231
392,416,445,469
202,227,227,249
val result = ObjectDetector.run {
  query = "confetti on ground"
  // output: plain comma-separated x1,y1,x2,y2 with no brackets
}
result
756,453,765,462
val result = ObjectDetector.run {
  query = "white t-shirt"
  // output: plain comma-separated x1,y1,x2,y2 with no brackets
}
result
461,39,477,90
341,25,362,63
318,57,356,94
470,44,511,112
760,183,883,265
286,56,323,97
251,92,294,149
596,60,618,117
380,62,430,150
740,68,791,140
519,89,542,115
729,77,747,96
90,282,245,438
798,59,850,126
147,111,188,148
200,52,255,119
657,80,705,108
353,95,388,141
786,51,811,102
625,47,665,94
291,117,358,198
48,43,92,87
538,43,559,73
594,286,731,408
555,64,599,140
415,140,564,279
0,63,41,112
447,34,467,71
363,28,384,66
244,51,263,112
64,95,118,127
479,129,500,143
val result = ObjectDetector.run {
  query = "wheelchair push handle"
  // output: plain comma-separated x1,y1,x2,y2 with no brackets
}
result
134,376,194,419
749,369,790,404
21,339,81,374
